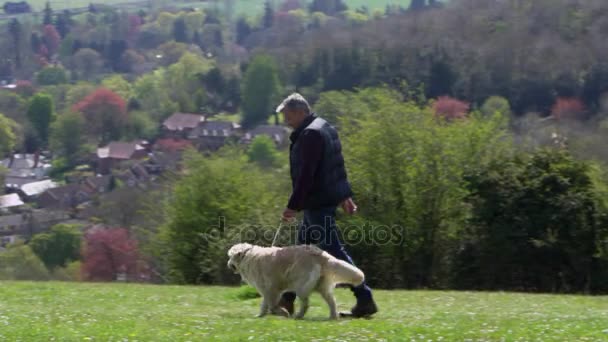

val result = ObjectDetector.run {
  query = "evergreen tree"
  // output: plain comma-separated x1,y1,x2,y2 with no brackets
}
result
173,17,188,43
43,1,53,26
26,93,55,146
263,1,274,29
236,17,252,45
8,19,22,69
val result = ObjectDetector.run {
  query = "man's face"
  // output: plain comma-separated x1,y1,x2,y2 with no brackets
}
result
283,109,302,129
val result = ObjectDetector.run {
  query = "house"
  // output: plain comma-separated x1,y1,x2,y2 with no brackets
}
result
242,125,291,147
96,141,149,174
188,120,241,151
79,175,113,195
115,162,152,188
36,184,92,211
0,209,70,238
31,175,113,212
18,179,58,201
0,193,25,213
2,153,52,191
161,113,205,139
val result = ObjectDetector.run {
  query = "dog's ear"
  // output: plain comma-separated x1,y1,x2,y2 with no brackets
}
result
228,243,252,261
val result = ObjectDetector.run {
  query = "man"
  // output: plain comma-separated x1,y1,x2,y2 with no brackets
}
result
277,93,378,318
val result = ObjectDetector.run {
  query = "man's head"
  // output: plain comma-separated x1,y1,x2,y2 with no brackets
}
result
276,93,311,129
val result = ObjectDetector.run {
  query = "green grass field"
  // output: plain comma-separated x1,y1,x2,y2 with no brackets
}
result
1,282,607,341
11,0,141,11
9,0,412,15
188,0,413,16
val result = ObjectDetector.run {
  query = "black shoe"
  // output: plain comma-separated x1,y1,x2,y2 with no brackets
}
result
339,299,378,318
277,296,295,316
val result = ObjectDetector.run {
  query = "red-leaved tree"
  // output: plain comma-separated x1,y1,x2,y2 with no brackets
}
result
43,25,61,57
433,96,470,120
81,228,149,282
73,87,128,143
551,97,585,121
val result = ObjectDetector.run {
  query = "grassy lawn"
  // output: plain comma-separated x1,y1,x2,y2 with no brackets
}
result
0,282,607,341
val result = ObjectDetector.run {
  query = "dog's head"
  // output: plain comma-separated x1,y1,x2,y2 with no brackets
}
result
227,243,253,274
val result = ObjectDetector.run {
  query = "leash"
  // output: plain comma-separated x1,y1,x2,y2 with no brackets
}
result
271,220,283,247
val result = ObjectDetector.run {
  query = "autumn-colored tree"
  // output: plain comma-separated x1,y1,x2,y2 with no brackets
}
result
551,98,585,121
15,80,35,97
81,228,148,282
72,88,128,143
42,25,61,57
433,96,470,120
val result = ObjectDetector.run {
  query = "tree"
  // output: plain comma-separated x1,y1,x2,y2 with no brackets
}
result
0,113,17,156
101,75,132,102
106,39,128,71
26,93,55,146
263,1,274,29
54,11,71,38
29,224,82,270
8,19,22,69
36,66,68,85
409,0,426,11
432,96,470,120
481,96,511,117
0,245,50,281
309,0,348,16
119,49,145,73
236,17,252,45
42,25,61,57
173,17,188,43
164,52,214,113
551,98,586,121
43,1,53,26
81,228,146,282
72,88,128,143
241,55,282,128
247,135,279,168
50,112,87,165
460,150,608,293
161,150,286,284
337,87,510,288
72,48,104,80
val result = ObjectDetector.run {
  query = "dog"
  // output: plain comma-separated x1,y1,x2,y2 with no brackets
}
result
227,243,365,319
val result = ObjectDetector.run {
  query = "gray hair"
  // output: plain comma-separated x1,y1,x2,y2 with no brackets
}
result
275,93,311,114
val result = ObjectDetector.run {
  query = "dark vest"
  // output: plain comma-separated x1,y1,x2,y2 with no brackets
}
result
290,116,353,209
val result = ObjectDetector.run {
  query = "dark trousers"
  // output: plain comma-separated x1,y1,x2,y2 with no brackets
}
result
283,206,373,302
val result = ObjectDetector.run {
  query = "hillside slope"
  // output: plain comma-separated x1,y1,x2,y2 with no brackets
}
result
0,282,607,341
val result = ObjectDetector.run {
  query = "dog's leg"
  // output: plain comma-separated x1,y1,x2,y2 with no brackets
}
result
319,284,338,320
294,296,309,319
256,296,269,318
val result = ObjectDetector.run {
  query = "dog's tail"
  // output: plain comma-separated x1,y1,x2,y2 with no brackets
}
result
326,258,365,286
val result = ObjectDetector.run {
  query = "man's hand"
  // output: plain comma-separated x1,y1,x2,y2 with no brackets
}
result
282,208,297,222
341,197,358,215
